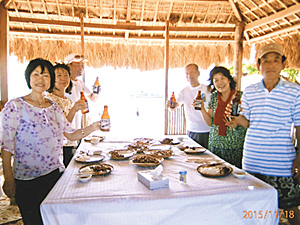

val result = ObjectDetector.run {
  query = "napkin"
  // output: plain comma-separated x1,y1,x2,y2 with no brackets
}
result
151,165,163,180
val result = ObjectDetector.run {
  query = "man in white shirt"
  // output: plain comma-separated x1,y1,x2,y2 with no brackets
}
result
168,63,211,148
64,53,98,129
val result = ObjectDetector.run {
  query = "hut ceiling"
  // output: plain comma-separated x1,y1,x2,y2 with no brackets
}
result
2,0,300,69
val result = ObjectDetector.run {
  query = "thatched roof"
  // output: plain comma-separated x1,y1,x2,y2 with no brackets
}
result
2,0,300,70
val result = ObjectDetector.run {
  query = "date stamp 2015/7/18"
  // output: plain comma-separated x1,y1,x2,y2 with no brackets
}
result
243,210,294,219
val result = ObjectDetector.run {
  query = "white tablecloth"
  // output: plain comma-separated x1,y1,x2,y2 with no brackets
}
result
41,135,279,225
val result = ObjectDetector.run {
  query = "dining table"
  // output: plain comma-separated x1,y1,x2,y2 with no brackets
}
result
40,135,279,225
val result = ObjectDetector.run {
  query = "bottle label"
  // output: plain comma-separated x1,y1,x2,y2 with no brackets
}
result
101,119,110,131
231,103,240,116
194,100,202,110
170,101,176,109
81,101,89,114
93,86,100,94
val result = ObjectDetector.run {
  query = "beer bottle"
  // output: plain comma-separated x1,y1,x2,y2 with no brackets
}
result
100,105,110,132
170,92,176,109
194,90,202,110
231,90,242,116
93,77,101,94
80,91,89,114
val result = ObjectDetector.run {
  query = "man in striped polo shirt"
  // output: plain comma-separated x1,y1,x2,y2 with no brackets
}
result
230,43,300,225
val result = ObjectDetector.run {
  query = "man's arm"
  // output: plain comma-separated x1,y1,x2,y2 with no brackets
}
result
292,126,300,178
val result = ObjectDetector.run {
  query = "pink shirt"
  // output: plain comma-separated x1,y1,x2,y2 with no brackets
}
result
0,97,76,180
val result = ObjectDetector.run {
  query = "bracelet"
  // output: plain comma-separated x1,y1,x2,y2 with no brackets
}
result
81,128,85,135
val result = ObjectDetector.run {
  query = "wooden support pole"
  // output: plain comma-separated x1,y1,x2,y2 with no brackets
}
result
164,20,169,135
234,21,244,91
79,12,87,127
0,1,8,109
80,12,85,82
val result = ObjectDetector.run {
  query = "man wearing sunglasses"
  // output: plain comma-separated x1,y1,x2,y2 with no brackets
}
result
64,53,98,129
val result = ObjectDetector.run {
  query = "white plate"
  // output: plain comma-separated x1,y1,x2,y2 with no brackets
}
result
184,147,206,154
108,149,135,160
75,154,105,163
77,173,92,182
232,171,247,179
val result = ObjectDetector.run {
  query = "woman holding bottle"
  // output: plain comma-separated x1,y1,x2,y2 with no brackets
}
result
0,58,102,225
46,63,86,166
199,66,247,168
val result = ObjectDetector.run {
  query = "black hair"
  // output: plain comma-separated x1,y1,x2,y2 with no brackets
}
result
208,66,236,93
48,63,73,94
257,55,286,65
24,58,55,91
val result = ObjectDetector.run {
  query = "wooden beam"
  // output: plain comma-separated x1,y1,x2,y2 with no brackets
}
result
164,20,169,135
245,3,300,31
228,0,242,22
140,0,228,2
249,22,300,42
126,0,132,22
0,1,8,108
234,21,244,91
9,16,235,33
10,29,235,42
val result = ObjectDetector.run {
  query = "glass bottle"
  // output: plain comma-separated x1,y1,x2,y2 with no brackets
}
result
231,90,242,116
170,92,176,109
80,91,89,114
93,77,101,94
100,105,110,132
194,90,202,110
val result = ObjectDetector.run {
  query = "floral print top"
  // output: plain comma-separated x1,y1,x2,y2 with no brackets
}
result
46,93,73,117
0,97,77,180
208,92,247,150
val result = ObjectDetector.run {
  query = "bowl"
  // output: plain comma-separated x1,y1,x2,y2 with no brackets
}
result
77,173,92,183
233,171,247,179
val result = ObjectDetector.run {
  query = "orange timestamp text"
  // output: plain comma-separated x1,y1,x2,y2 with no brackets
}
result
243,210,295,219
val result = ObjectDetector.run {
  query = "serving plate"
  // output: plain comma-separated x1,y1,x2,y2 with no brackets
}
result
184,147,206,154
75,154,105,163
84,135,105,143
159,138,180,145
131,155,163,167
108,149,135,160
197,163,232,177
144,149,174,159
79,163,114,176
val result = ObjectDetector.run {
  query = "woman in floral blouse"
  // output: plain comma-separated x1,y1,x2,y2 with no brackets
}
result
0,58,101,225
46,63,86,166
199,66,247,168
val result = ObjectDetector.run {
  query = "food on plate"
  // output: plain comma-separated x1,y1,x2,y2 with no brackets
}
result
126,142,150,153
79,163,114,176
144,149,174,158
133,138,155,144
159,138,173,144
197,164,232,177
109,150,134,160
132,155,160,164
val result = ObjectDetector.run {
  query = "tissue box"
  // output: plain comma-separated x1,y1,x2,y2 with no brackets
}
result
138,170,169,190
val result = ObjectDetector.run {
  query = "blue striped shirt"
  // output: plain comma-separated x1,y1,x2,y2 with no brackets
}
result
241,78,300,176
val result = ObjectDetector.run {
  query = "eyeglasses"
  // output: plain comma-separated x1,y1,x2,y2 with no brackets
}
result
74,55,84,59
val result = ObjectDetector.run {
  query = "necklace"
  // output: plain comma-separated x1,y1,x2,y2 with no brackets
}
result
29,94,45,108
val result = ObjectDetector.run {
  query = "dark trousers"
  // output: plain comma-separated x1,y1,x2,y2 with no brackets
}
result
15,169,62,225
187,131,209,149
63,146,74,167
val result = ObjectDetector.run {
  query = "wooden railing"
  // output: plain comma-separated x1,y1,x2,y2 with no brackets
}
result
167,104,186,135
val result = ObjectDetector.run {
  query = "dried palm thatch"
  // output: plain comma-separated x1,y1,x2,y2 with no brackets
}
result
9,39,252,70
254,34,300,69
